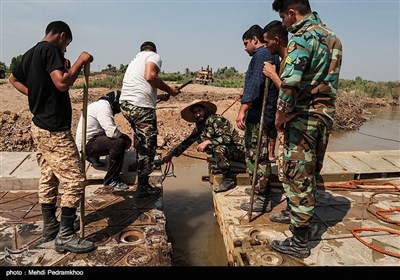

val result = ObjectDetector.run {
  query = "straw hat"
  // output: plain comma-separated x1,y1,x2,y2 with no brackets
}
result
180,100,217,123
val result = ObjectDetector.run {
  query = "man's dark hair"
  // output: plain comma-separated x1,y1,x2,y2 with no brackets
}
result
45,21,72,41
272,0,311,15
263,20,288,45
140,41,157,52
242,24,264,43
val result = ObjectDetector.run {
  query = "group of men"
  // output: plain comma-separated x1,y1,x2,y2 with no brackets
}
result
9,0,342,259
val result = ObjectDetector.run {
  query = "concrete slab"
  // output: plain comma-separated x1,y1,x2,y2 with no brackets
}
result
0,183,171,267
0,151,141,190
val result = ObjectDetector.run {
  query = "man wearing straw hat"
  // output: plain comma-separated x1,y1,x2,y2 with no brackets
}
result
163,100,245,193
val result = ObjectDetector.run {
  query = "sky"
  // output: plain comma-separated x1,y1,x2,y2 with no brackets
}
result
1,0,399,82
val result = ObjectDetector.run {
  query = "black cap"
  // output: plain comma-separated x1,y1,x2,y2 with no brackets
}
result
99,90,121,115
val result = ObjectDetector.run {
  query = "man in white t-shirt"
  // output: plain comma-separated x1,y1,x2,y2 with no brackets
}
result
76,91,132,190
120,41,180,198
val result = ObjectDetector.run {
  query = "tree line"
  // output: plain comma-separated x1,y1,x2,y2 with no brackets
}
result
1,58,399,100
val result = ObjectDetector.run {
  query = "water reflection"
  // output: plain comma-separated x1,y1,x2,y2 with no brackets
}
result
163,157,228,266
329,107,400,151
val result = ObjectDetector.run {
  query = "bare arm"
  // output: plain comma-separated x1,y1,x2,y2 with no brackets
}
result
144,62,180,96
9,74,28,95
50,51,93,92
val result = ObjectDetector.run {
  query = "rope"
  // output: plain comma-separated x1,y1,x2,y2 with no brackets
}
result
350,191,400,259
351,228,400,258
182,152,208,161
356,131,400,143
323,180,400,192
161,161,176,182
220,95,241,116
366,192,400,225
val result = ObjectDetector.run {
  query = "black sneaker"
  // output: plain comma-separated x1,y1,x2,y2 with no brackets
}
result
240,197,272,213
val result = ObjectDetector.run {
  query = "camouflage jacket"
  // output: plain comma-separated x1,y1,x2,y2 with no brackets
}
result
278,12,343,126
171,114,244,157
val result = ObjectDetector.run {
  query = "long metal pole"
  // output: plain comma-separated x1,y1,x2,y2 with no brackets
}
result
248,77,271,222
80,62,90,238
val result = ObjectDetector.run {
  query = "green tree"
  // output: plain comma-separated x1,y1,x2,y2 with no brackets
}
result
214,66,239,79
0,61,6,70
10,55,23,71
119,64,128,73
185,68,190,77
103,64,117,73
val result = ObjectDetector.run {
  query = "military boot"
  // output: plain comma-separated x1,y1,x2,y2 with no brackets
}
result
41,204,60,242
240,196,272,212
214,171,236,193
136,176,161,198
271,226,310,258
55,214,96,253
269,209,290,224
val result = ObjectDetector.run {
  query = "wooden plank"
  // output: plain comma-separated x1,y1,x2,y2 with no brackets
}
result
351,151,400,173
321,155,349,173
328,152,375,173
382,154,400,168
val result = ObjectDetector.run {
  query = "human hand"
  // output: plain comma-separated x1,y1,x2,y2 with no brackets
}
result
197,140,211,152
236,112,246,131
79,51,94,64
168,85,180,97
263,61,276,78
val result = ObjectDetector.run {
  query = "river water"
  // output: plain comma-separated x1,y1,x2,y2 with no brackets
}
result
162,107,400,266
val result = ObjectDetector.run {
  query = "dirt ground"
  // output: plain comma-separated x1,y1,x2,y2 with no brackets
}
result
0,79,396,153
0,79,242,153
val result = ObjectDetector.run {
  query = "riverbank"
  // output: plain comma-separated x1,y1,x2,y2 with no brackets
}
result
0,79,398,153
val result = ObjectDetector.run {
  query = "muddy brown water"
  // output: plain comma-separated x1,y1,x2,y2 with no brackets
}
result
163,107,400,266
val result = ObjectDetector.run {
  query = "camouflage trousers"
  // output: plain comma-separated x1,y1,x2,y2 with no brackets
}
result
120,102,157,178
282,116,331,227
31,123,85,208
244,122,271,188
213,144,245,171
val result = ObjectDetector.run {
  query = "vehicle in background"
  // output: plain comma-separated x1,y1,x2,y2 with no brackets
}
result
195,65,213,85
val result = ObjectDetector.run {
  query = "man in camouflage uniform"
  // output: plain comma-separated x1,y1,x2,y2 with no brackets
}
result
9,21,95,253
263,20,291,224
270,0,342,258
120,41,180,198
163,100,245,193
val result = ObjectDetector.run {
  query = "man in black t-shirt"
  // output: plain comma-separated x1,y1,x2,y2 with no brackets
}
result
9,21,95,254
